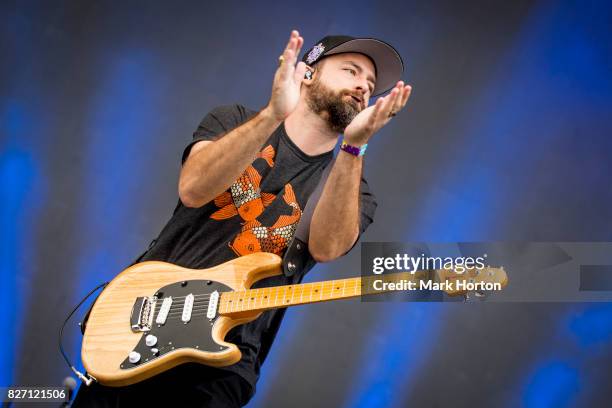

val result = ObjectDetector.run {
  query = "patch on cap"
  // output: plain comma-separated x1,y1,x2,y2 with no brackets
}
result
306,43,325,64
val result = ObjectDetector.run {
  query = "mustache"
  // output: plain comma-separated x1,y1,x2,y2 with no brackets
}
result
343,91,365,110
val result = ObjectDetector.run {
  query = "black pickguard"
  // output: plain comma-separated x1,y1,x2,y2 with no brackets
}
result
120,279,231,370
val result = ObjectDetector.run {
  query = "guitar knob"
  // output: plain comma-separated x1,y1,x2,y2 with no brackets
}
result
128,351,141,364
151,348,159,355
145,334,157,347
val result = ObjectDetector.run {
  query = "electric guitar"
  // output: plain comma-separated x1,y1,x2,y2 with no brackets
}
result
81,252,507,386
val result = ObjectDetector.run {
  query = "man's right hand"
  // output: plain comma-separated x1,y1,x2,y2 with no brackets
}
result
266,30,307,121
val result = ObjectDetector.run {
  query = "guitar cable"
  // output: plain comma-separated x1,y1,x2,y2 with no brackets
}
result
58,281,109,386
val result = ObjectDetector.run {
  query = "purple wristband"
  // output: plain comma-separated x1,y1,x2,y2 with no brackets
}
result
340,140,368,156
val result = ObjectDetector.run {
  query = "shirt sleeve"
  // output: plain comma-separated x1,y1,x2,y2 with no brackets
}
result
358,176,378,234
181,104,251,165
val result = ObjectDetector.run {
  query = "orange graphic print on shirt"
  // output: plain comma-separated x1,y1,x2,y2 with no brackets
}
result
211,145,276,221
228,183,302,257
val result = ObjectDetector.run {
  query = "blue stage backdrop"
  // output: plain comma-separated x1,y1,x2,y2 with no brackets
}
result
2,1,611,407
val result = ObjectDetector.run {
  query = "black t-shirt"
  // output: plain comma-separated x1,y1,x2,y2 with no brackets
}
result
140,104,378,388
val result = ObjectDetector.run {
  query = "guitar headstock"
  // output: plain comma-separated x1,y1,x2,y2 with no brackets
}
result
433,266,508,299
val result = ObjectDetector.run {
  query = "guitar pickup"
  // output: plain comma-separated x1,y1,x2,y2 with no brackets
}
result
155,296,173,325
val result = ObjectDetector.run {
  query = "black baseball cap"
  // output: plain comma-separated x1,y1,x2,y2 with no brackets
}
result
301,35,404,96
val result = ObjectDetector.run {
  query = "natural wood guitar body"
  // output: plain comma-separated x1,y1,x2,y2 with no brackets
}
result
81,252,282,386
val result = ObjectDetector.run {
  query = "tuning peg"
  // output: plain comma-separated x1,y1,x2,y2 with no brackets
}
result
474,290,487,299
463,291,487,302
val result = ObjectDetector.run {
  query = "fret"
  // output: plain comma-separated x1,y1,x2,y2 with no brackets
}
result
333,280,342,298
251,288,258,309
346,279,353,296
300,283,304,304
257,288,262,309
274,285,279,308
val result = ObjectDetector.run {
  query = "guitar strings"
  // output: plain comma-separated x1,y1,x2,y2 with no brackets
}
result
149,281,356,302
164,285,358,311
104,284,363,318
160,286,363,318
142,270,478,310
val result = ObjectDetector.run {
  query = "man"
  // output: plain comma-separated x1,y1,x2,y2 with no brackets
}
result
73,30,411,407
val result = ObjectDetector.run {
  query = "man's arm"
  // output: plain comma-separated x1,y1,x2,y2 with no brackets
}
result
179,30,308,208
179,109,281,207
309,81,413,262
309,153,362,262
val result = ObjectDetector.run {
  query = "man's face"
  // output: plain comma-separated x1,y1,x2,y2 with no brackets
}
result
306,53,377,133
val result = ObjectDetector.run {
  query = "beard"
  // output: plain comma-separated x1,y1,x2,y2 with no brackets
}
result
306,77,361,133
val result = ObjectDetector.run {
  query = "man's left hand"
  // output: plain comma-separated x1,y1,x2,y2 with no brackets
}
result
343,81,412,146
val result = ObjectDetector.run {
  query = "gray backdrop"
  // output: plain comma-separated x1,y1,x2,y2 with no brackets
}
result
3,0,612,407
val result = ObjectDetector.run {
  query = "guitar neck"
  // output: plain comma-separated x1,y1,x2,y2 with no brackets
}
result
218,270,430,315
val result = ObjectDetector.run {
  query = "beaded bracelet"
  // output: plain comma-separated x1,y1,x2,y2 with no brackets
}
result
340,139,368,157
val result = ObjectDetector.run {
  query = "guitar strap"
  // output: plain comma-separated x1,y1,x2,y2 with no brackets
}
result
282,155,336,277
